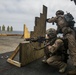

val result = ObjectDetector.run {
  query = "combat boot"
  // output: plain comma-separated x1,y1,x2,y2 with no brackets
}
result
67,69,76,75
59,63,67,73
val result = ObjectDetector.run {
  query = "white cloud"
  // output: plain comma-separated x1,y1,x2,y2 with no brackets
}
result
0,0,76,31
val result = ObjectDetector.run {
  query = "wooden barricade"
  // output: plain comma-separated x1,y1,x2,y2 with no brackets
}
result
7,5,47,67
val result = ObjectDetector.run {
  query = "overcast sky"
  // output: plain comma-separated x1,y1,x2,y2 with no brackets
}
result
0,0,76,31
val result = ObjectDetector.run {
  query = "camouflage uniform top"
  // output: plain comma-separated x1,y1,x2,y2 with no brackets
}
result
46,28,65,56
47,38,65,56
47,15,68,30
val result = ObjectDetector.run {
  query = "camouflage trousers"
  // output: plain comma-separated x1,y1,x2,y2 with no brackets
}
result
62,27,76,66
46,55,66,69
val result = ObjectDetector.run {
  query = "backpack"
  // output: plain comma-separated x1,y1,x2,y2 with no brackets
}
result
64,13,75,28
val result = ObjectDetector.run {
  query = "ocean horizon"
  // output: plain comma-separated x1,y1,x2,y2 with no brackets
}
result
0,31,63,37
0,31,23,34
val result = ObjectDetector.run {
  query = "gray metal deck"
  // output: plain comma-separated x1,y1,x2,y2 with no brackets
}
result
0,51,74,75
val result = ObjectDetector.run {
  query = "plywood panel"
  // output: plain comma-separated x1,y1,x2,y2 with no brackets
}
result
20,5,47,66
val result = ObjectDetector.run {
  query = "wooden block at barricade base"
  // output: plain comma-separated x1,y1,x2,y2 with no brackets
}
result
7,58,21,67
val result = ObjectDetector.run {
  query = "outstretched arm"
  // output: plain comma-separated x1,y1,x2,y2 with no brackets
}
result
46,17,57,23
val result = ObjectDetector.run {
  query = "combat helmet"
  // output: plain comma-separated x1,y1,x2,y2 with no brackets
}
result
46,28,57,38
56,10,64,15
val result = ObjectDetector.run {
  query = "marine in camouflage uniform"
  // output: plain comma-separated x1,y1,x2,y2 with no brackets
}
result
46,10,76,75
42,28,67,73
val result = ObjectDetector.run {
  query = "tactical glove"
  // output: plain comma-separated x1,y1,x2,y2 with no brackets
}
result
46,19,49,22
